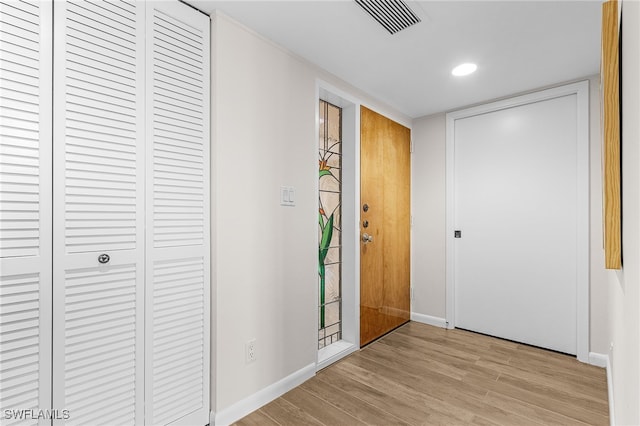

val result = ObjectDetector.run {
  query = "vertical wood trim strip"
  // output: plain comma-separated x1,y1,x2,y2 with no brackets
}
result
602,0,621,269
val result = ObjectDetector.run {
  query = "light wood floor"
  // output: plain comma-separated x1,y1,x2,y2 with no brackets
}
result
234,322,609,426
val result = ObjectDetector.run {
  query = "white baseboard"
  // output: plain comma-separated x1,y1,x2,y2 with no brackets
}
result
588,352,608,368
213,363,315,426
411,312,448,328
589,352,614,426
606,355,615,426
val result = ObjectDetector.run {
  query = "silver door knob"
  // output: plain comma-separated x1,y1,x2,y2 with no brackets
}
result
362,233,373,243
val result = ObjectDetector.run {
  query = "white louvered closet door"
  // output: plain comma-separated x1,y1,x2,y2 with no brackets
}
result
0,2,52,424
145,3,210,425
52,1,145,425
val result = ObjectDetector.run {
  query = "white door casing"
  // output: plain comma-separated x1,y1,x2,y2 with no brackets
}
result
0,2,53,424
445,81,589,361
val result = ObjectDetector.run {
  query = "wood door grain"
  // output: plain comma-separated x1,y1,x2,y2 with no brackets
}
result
601,0,621,269
360,106,411,346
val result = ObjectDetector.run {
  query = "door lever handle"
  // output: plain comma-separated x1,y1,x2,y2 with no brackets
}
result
362,233,373,243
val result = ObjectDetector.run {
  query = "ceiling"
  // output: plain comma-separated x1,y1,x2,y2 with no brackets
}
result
191,0,602,118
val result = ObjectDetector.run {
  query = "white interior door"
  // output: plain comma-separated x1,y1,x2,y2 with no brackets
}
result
52,1,145,423
144,2,210,425
450,84,588,355
0,2,52,423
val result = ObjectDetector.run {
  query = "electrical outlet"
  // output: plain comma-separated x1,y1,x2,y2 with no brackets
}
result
246,339,256,363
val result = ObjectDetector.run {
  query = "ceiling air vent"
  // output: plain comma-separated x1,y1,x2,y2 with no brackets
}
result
354,0,422,35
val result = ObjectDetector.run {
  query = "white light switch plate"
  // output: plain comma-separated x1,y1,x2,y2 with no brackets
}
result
280,186,295,206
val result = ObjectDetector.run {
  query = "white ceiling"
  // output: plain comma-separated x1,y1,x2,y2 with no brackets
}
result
191,1,602,118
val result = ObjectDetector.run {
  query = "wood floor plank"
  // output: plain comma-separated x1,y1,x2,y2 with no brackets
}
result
397,323,518,359
497,373,609,419
378,332,503,381
391,327,488,363
354,345,488,402
299,376,412,426
483,391,592,426
366,335,467,380
233,408,280,426
475,358,607,402
440,390,541,426
463,370,608,424
331,355,482,424
342,352,476,402
281,387,367,426
260,398,325,426
234,322,609,426
317,367,435,425
507,347,608,391
470,415,502,426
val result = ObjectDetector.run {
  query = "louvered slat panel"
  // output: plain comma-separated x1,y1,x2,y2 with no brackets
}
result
146,4,210,423
151,257,204,425
151,8,205,249
0,2,51,424
63,0,138,254
0,0,41,258
63,265,137,425
0,273,40,423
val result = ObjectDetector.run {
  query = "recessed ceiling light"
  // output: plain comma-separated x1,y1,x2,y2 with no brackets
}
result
452,63,477,77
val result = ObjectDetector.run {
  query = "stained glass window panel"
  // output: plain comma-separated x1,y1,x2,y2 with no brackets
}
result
318,100,342,349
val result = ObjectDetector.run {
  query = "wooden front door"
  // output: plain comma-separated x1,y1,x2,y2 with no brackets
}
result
360,106,411,346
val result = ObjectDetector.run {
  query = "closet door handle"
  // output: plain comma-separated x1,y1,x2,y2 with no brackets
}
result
98,253,110,264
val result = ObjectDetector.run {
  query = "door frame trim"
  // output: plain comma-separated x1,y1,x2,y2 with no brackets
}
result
445,80,590,362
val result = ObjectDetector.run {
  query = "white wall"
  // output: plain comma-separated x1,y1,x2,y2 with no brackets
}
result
213,10,316,414
411,114,446,320
211,12,410,420
411,75,610,355
589,75,609,356
607,1,640,423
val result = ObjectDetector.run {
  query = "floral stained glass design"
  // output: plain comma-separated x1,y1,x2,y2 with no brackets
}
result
318,100,342,349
